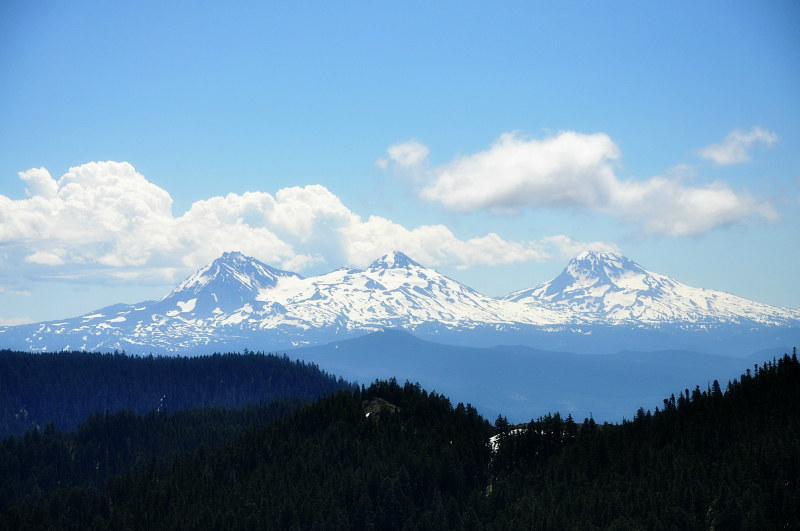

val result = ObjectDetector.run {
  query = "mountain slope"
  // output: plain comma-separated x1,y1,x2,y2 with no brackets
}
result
291,329,756,423
160,250,303,315
0,250,797,354
505,250,800,325
255,250,572,332
0,348,349,438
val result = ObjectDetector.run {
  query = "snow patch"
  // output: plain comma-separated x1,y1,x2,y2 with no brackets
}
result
177,298,197,312
222,313,246,325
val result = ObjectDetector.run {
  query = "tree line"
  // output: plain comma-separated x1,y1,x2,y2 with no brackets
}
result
488,350,800,528
0,349,352,438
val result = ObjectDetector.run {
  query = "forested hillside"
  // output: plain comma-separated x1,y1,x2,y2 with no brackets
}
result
489,350,800,528
0,349,352,438
1,350,797,529
0,400,304,517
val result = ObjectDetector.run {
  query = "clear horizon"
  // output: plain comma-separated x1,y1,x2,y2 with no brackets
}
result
1,1,798,324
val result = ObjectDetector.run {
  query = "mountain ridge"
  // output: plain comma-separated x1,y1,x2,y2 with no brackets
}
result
289,328,760,423
0,250,797,355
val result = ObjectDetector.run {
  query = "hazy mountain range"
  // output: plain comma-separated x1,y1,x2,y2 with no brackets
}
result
1,250,798,357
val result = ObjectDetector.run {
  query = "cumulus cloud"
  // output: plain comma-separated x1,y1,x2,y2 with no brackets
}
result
698,126,779,165
1,161,176,269
394,131,775,236
19,168,59,199
420,131,620,211
341,218,548,270
0,161,579,285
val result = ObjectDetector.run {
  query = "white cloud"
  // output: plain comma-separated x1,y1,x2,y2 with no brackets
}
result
698,126,779,165
407,131,775,236
377,139,431,184
610,175,776,236
420,131,620,211
19,167,58,199
0,161,174,264
0,161,577,285
540,235,620,259
341,217,548,270
25,251,65,266
0,316,34,326
386,139,429,168
0,286,31,296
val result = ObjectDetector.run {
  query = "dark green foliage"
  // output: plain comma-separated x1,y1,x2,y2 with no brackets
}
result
0,399,303,516
1,350,798,529
0,349,352,438
2,379,494,529
488,351,800,529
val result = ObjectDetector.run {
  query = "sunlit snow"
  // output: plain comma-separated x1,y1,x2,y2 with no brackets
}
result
3,250,798,353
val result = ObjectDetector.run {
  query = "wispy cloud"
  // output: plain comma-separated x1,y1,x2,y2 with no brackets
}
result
382,131,776,236
539,235,620,259
376,139,430,184
25,251,66,266
698,126,779,165
0,316,34,326
0,161,600,284
0,286,32,296
0,287,32,325
383,139,430,169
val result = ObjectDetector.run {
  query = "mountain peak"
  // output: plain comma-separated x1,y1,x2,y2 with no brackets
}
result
574,249,623,262
4,248,800,355
567,250,644,279
218,250,248,263
506,250,790,324
504,251,659,311
367,251,422,270
164,252,301,302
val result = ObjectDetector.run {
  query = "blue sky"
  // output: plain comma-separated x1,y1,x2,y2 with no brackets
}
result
1,1,798,325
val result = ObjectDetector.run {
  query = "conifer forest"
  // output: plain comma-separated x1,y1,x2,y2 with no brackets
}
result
1,348,798,529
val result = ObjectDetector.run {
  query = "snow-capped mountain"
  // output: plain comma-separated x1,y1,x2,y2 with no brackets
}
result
1,250,798,355
253,251,571,332
505,251,800,326
158,251,303,316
